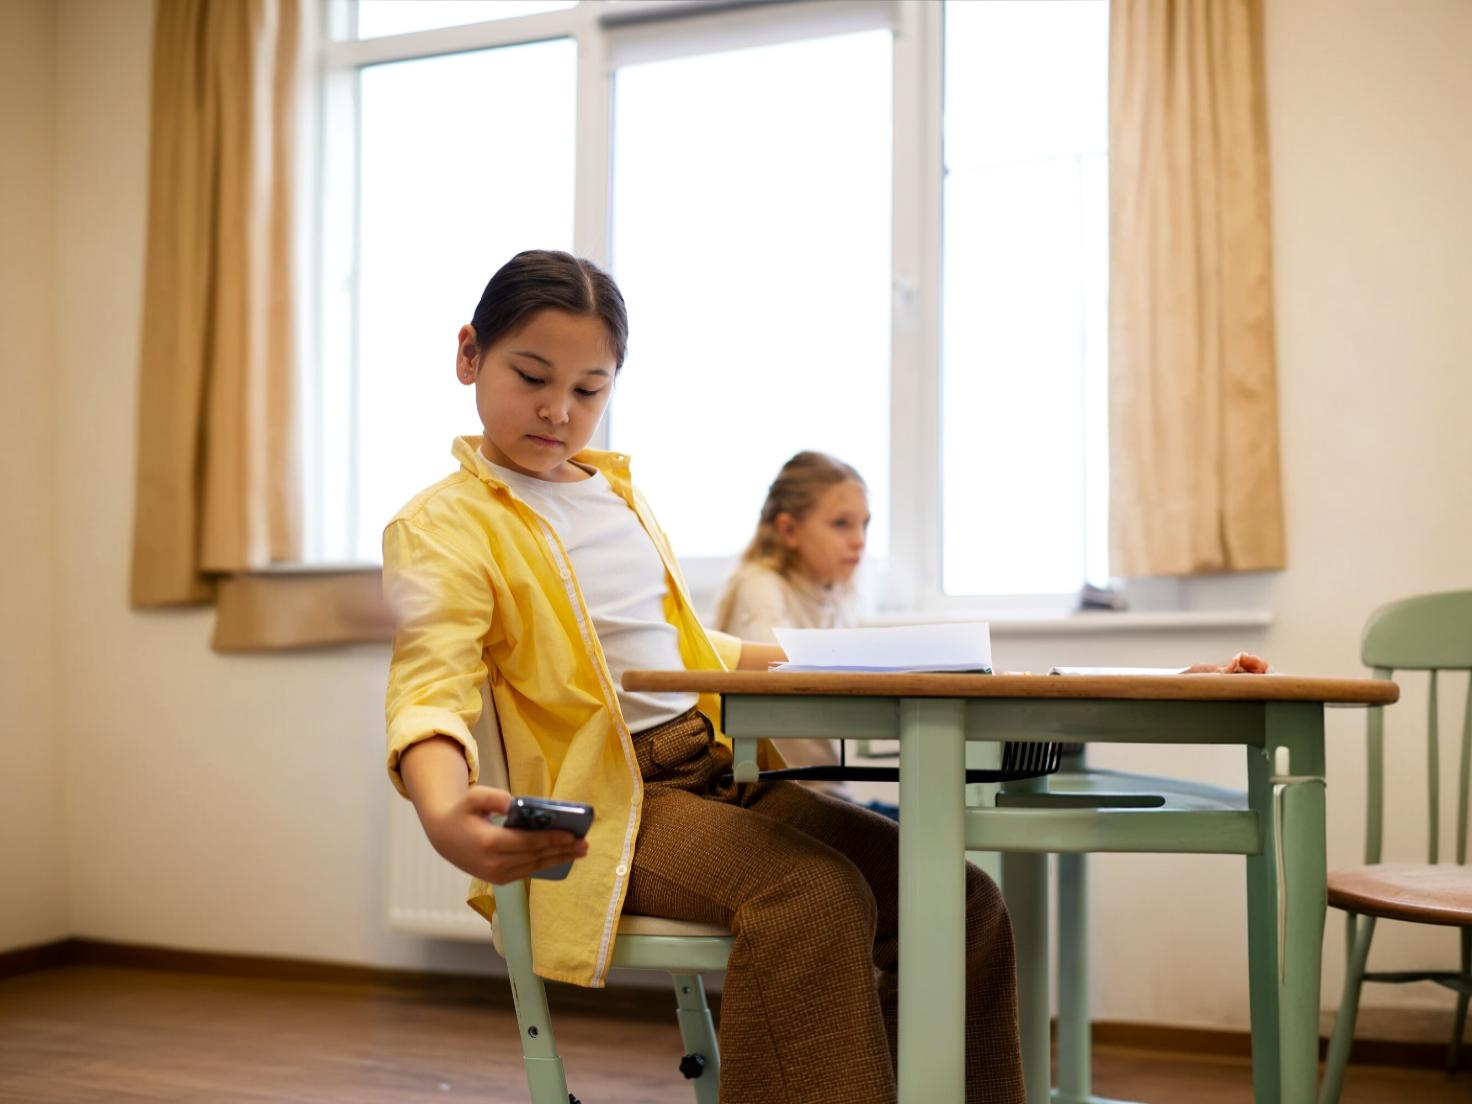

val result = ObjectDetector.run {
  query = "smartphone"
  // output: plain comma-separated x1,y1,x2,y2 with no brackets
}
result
502,796,595,881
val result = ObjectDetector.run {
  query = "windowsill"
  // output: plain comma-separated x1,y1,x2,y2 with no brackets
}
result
250,561,381,576
258,565,1272,641
863,609,1273,635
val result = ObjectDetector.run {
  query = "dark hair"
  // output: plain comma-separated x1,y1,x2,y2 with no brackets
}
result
468,250,628,369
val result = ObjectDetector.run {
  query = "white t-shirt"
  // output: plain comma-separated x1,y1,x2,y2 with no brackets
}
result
484,458,698,733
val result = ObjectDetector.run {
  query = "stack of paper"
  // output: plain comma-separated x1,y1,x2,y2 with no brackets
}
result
1048,666,1188,676
771,623,992,674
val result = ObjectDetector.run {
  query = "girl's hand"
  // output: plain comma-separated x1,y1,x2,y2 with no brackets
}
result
418,785,590,885
1184,651,1269,674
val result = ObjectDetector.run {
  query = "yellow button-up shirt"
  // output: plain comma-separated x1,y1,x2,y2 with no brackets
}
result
383,436,744,988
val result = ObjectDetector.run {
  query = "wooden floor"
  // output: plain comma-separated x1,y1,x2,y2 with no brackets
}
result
0,966,1465,1103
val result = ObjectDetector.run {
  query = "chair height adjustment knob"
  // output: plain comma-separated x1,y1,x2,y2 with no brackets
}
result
679,1053,707,1079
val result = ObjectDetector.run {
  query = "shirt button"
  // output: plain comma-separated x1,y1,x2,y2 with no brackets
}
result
615,864,628,877
559,568,570,580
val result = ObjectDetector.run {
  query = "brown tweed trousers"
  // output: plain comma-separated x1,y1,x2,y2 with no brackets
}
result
623,708,1025,1104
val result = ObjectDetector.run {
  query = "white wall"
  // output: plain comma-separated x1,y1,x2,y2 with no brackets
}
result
0,0,68,954
991,0,1472,1037
21,0,1472,1037
49,0,494,978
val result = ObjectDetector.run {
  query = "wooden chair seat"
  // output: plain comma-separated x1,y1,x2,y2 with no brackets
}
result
1327,863,1472,927
1320,591,1472,1101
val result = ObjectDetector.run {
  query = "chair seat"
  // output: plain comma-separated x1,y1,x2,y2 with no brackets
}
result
1327,863,1472,926
492,908,730,956
614,913,731,938
1046,767,1246,811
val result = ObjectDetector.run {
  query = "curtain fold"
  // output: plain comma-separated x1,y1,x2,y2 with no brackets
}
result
130,0,302,607
1108,0,1286,576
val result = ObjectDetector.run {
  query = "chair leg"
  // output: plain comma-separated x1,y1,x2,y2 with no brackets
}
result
1319,912,1377,1104
1055,852,1092,1104
671,974,720,1104
492,881,573,1104
1449,927,1472,1073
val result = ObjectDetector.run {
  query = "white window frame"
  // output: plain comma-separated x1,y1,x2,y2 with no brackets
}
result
308,0,1127,619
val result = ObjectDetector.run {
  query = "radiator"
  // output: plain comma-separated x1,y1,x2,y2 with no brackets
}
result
386,795,488,939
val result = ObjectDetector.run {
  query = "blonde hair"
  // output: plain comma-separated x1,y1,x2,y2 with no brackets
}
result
715,451,865,627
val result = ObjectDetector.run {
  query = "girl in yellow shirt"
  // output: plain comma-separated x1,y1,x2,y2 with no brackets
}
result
385,249,1025,1102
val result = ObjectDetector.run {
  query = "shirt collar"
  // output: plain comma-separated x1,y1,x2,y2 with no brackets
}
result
453,435,633,491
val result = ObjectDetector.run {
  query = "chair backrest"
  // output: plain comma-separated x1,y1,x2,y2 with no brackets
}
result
471,682,512,791
1360,590,1472,866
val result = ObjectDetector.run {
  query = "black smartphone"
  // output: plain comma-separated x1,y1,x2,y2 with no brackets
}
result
502,796,596,881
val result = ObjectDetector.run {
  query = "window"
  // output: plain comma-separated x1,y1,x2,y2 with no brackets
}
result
354,1,576,39
312,0,1110,612
608,29,892,563
940,0,1109,599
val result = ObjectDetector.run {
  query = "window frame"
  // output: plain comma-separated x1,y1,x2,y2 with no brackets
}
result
309,0,1106,617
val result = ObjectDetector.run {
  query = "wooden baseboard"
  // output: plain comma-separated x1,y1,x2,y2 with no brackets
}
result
3,938,1460,1070
1088,1019,1463,1071
0,939,75,979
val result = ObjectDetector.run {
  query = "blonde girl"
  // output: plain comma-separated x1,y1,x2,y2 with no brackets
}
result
715,452,870,800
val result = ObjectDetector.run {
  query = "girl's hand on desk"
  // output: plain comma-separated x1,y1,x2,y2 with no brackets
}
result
1184,651,1269,674
737,640,787,671
420,785,590,885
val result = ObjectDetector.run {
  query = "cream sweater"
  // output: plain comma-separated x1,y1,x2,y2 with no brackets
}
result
715,562,858,797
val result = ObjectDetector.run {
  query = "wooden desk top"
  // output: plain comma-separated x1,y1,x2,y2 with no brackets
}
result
622,670,1400,705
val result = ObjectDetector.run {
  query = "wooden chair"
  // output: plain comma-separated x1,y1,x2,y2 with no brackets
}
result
469,688,733,1104
1319,591,1472,1102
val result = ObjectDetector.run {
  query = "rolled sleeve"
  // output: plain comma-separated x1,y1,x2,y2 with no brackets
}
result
706,629,745,672
383,518,494,798
720,569,789,645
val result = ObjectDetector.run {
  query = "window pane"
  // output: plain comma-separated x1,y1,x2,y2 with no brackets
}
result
355,40,576,559
941,0,1108,596
609,30,893,560
355,0,575,39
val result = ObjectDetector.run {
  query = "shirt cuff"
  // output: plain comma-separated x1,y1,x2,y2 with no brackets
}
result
706,629,745,672
387,706,481,798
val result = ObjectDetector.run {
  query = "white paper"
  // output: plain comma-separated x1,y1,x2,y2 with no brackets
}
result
1048,666,1188,676
771,623,992,674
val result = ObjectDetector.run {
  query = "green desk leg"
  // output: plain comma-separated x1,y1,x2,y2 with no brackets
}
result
1245,703,1327,1104
898,697,967,1104
967,739,1004,886
731,736,760,784
1002,776,1051,1104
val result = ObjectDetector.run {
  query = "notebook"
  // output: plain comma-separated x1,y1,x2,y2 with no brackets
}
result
771,622,993,674
1048,666,1188,676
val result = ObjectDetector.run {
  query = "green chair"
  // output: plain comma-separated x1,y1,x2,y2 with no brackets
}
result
1319,591,1472,1103
960,706,1337,1104
469,688,734,1104
1031,750,1248,1104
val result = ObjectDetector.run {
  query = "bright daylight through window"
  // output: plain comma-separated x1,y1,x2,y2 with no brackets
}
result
315,0,1109,610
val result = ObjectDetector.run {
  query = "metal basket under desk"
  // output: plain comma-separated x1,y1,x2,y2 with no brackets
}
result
748,738,1063,785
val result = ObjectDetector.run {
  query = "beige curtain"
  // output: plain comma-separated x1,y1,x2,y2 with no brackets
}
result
1109,0,1286,575
130,0,302,607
